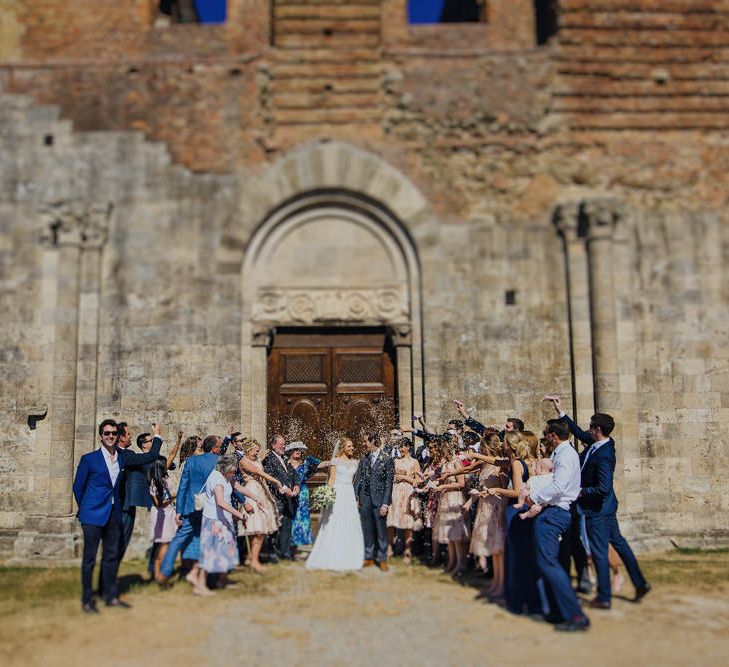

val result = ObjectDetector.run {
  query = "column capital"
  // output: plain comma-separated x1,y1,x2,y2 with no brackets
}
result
39,201,113,250
387,323,412,346
581,198,624,242
251,324,273,348
551,201,582,239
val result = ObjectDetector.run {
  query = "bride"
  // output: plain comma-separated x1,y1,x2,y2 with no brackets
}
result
305,437,364,571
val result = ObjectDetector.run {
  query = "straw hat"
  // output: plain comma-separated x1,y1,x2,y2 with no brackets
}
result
284,441,307,453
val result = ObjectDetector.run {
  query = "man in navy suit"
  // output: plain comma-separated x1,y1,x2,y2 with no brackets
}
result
545,396,651,608
158,434,221,585
117,425,163,560
72,419,129,612
263,434,300,561
354,432,395,571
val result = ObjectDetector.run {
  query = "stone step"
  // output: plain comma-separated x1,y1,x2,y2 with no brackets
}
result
557,61,729,80
557,111,729,130
272,47,379,63
560,28,729,48
272,106,380,124
561,10,729,31
0,93,36,112
274,3,381,20
558,44,729,63
273,90,381,109
275,0,381,6
276,31,380,49
275,18,380,34
274,61,381,79
554,94,729,113
555,78,729,96
272,76,381,93
560,0,729,12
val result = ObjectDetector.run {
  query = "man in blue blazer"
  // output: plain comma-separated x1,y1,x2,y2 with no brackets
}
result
545,396,651,608
72,419,127,612
158,434,221,584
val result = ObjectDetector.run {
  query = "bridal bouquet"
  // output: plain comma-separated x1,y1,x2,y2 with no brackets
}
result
310,485,336,511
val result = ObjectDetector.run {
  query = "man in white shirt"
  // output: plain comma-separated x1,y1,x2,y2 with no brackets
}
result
525,419,590,632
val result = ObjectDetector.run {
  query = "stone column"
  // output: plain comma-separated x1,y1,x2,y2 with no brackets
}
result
553,202,595,425
72,205,112,469
388,324,413,431
582,198,623,416
40,202,112,516
250,324,272,446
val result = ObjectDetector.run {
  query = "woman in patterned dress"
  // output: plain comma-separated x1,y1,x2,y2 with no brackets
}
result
196,455,249,595
386,438,423,564
286,441,331,554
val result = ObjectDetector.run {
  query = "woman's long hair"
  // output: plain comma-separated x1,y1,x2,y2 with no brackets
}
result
146,457,168,505
179,436,200,465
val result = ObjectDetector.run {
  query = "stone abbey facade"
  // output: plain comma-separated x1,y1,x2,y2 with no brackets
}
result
1,1,728,558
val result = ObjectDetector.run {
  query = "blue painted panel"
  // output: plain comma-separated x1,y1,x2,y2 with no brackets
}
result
408,0,445,24
194,0,227,24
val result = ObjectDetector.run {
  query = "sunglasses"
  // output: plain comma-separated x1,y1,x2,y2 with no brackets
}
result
103,430,117,436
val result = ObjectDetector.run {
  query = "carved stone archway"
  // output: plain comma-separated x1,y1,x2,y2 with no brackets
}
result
241,191,425,444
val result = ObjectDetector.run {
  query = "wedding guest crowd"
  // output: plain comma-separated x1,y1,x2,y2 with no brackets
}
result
72,394,650,632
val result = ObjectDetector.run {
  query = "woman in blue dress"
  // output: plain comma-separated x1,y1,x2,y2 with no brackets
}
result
286,442,329,552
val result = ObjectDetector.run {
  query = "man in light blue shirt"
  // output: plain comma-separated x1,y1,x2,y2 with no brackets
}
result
525,419,590,632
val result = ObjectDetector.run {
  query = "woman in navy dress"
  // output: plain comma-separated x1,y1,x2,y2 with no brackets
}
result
286,442,329,552
487,431,540,613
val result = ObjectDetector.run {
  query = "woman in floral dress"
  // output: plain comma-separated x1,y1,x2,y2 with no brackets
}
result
286,441,330,554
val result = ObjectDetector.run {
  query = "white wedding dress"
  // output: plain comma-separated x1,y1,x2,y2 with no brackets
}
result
305,458,364,571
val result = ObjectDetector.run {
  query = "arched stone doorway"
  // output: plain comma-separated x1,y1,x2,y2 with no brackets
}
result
241,190,424,453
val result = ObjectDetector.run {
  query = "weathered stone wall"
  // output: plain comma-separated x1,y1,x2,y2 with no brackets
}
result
1,1,729,557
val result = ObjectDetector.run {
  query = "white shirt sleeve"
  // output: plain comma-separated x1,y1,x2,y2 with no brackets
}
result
530,444,579,507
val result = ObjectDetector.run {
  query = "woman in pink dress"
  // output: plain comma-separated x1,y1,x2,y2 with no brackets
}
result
238,438,282,573
432,436,469,574
147,458,177,582
466,433,509,594
386,438,423,564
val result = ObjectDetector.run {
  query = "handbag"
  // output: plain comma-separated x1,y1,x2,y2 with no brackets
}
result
193,481,207,512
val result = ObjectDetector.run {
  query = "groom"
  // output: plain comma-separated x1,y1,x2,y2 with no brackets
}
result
355,432,394,571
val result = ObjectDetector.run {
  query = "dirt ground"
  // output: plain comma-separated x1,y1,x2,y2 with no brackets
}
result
1,551,728,667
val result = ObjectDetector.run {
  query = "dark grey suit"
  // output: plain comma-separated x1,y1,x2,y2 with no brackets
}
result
354,450,394,562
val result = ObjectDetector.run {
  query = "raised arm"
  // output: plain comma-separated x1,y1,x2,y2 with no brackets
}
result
436,460,466,492
124,423,163,467
166,431,183,470
543,395,594,445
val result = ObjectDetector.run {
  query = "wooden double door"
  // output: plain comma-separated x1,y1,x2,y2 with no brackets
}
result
267,330,397,460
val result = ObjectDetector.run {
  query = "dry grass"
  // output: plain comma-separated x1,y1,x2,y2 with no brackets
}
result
1,550,728,667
